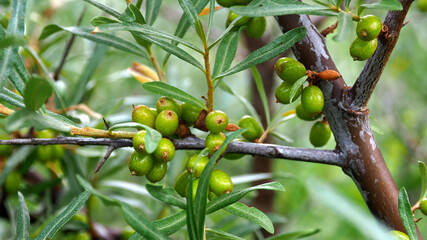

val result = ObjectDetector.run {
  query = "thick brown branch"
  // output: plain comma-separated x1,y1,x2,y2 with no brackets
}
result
0,136,344,166
349,0,414,109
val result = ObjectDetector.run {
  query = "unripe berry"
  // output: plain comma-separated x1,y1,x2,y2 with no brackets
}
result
356,15,382,41
156,97,182,117
216,0,235,7
309,121,332,147
0,134,13,157
224,153,244,160
129,151,153,176
275,81,302,104
226,10,250,28
189,178,200,201
174,171,190,197
275,59,306,84
153,138,175,162
132,105,156,128
155,110,179,137
206,110,229,134
5,171,21,193
36,130,55,139
132,130,147,153
350,37,378,61
301,86,324,115
37,145,56,162
182,102,202,126
419,0,427,11
186,154,210,177
205,132,226,155
238,116,263,142
246,17,267,39
296,103,321,121
389,230,409,240
235,0,252,4
420,198,427,215
146,160,167,183
209,170,233,196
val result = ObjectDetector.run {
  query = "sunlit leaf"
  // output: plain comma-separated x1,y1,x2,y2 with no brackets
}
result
225,202,274,234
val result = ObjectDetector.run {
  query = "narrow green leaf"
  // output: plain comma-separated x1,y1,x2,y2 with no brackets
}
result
231,1,336,17
143,81,207,110
23,77,53,111
0,45,16,89
131,210,188,239
146,183,187,209
360,0,402,12
70,43,107,105
207,182,285,214
225,202,274,234
186,175,199,240
398,188,417,240
179,0,206,42
7,0,27,36
45,110,80,128
206,228,245,240
345,0,351,9
206,0,215,37
212,29,241,79
91,16,119,26
98,22,203,54
34,191,91,240
218,81,260,124
0,146,33,187
195,129,247,239
419,161,427,201
108,122,162,154
8,65,26,94
289,76,307,102
333,12,353,42
0,87,25,108
250,66,270,125
215,27,307,80
76,175,119,206
83,0,121,18
120,203,169,240
6,108,73,132
146,0,163,25
119,4,136,22
39,25,149,59
16,192,30,240
265,228,320,240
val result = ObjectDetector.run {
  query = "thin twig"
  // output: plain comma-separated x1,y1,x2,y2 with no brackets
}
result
55,104,102,119
53,7,86,80
94,145,116,173
0,135,345,167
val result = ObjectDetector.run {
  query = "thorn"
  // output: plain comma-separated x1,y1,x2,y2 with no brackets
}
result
103,117,110,130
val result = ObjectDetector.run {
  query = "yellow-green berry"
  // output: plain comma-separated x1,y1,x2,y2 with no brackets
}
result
156,97,182,117
420,198,427,215
389,230,409,240
275,81,302,104
129,151,153,176
132,105,156,128
309,121,332,147
209,170,233,196
206,110,229,134
205,132,227,155
146,160,167,183
153,138,175,162
186,154,210,177
275,59,306,84
0,134,13,157
296,103,321,121
350,37,378,61
356,15,382,41
301,85,324,115
174,171,191,197
238,116,263,142
155,110,179,137
246,17,267,39
182,102,202,126
132,130,147,153
226,10,250,28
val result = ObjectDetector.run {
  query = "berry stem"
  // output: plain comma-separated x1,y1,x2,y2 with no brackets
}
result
148,47,166,82
203,42,214,112
329,5,360,21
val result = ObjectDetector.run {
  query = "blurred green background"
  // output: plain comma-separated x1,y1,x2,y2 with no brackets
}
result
0,0,426,239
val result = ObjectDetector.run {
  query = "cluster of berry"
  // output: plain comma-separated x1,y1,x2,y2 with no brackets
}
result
350,15,382,61
218,0,267,39
274,57,332,147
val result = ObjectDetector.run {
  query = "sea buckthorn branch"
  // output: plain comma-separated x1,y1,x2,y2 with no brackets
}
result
349,0,414,109
0,135,344,166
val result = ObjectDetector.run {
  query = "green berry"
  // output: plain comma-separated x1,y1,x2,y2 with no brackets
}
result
132,105,156,128
418,0,427,11
36,145,56,162
129,151,153,176
182,102,202,126
309,121,332,147
153,138,175,162
275,81,302,105
206,110,229,134
186,154,210,177
174,171,190,197
75,232,91,240
53,145,64,159
209,170,233,196
224,153,244,160
150,107,158,118
246,17,267,39
350,37,378,61
132,130,147,153
238,116,263,142
216,0,235,7
301,85,324,115
146,160,167,183
156,97,182,117
5,171,21,194
420,198,427,215
0,134,13,157
36,130,55,139
356,15,382,41
226,10,250,28
389,230,409,240
155,110,179,137
190,178,200,200
296,103,321,121
206,132,226,155
235,0,252,4
275,59,306,84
